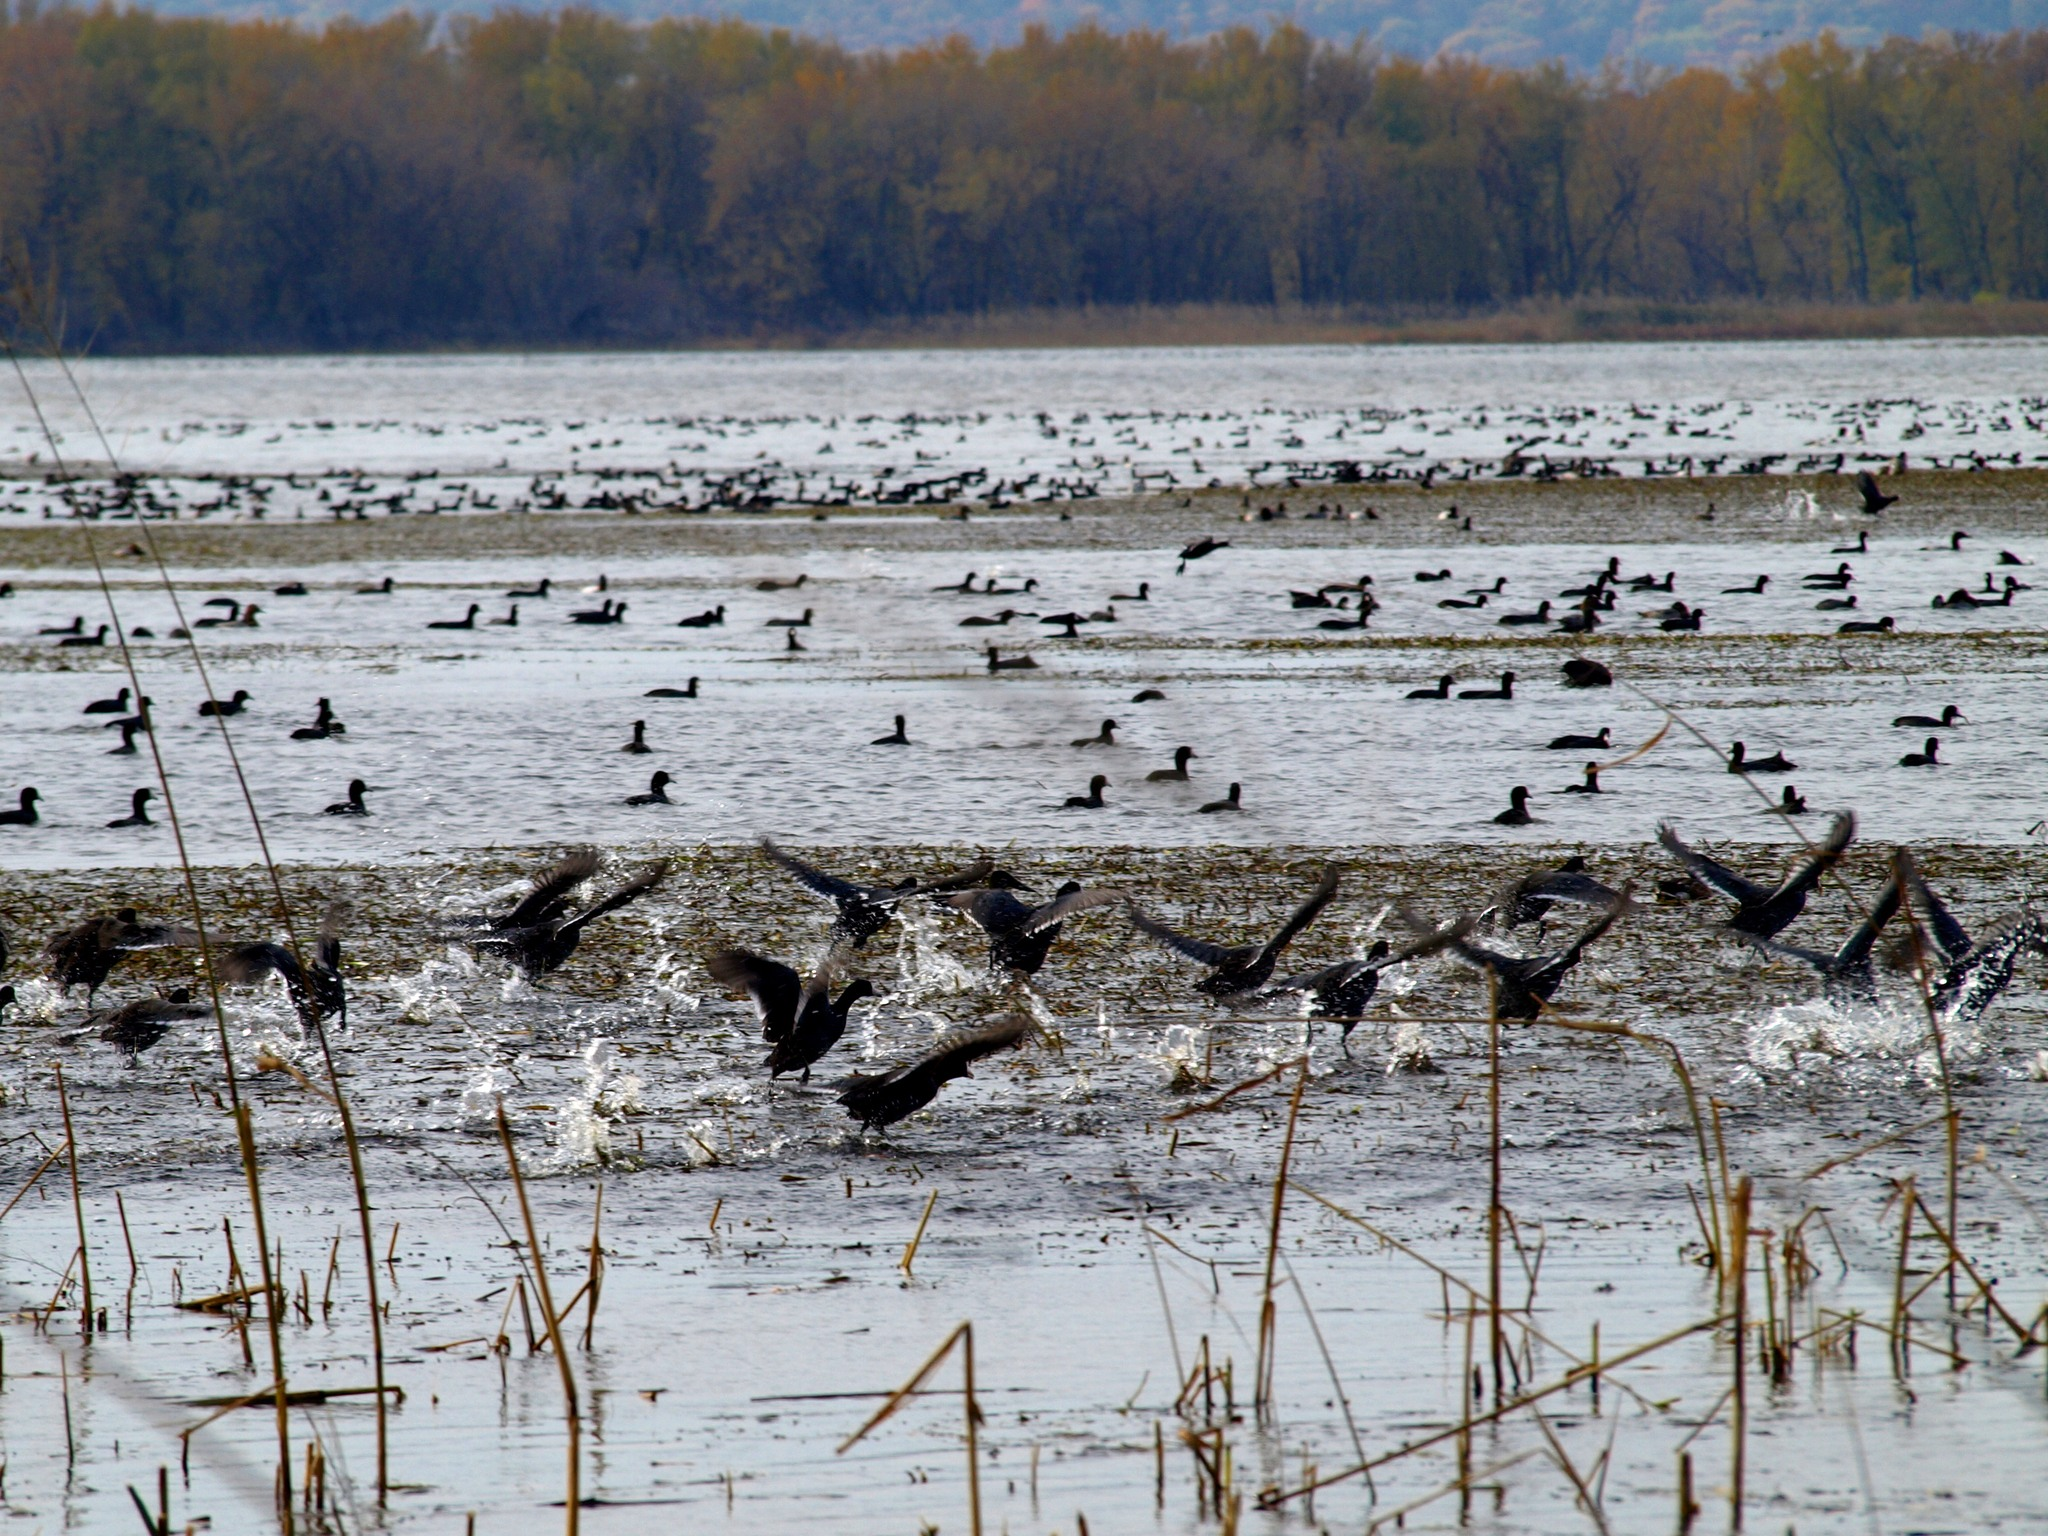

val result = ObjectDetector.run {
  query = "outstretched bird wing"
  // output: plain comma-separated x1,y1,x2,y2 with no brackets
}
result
915,857,997,895
1768,811,1857,903
219,941,307,989
1656,823,1770,907
706,948,804,1041
761,840,896,906
941,889,1035,934
1022,887,1127,934
1260,864,1343,959
1128,907,1256,969
494,849,601,931
1897,852,1971,963
563,860,669,934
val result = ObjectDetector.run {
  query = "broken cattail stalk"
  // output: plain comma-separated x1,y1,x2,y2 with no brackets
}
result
1487,973,1505,1404
900,1188,939,1276
1729,1175,1751,1530
1254,1059,1309,1410
115,1190,138,1285
496,1106,581,1534
0,1141,67,1226
54,1065,93,1335
581,1183,605,1349
1892,1176,1917,1370
834,1320,984,1536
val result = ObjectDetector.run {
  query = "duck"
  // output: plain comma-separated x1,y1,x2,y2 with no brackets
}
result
582,575,611,594
959,609,1021,627
1414,569,1452,582
94,991,210,1057
1998,549,2030,566
1547,727,1610,750
621,720,651,754
836,1018,1033,1132
1562,764,1603,794
291,698,345,740
0,786,39,826
1497,600,1552,626
108,721,140,755
941,882,1125,975
1893,704,1965,728
1438,899,1630,1019
44,908,194,1008
1087,605,1118,623
645,679,701,699
984,577,1038,596
107,787,154,827
1493,786,1535,824
322,779,370,816
1658,604,1703,631
1146,746,1197,781
1837,615,1895,633
453,855,667,982
84,686,131,715
705,946,871,1082
1855,470,1898,515
1722,574,1770,594
783,629,806,653
1071,718,1117,747
1458,671,1515,700
1437,592,1489,610
1727,741,1795,773
507,578,551,598
1931,588,1985,608
489,605,519,626
1899,736,1941,766
1131,864,1339,995
1062,774,1110,809
932,572,978,593
1466,577,1508,596
1316,611,1371,631
1628,571,1675,592
1802,563,1854,588
871,714,910,745
1197,782,1243,813
1177,536,1230,571
765,608,813,628
1112,582,1151,602
40,615,83,635
235,604,262,628
1262,940,1398,1052
676,605,726,628
1830,532,1868,554
58,625,111,648
1406,674,1455,700
1131,687,1166,702
354,576,394,595
569,599,626,625
1814,594,1858,611
754,574,806,591
986,647,1038,671
625,770,672,805
1777,785,1807,814
1655,811,1855,937
198,689,252,717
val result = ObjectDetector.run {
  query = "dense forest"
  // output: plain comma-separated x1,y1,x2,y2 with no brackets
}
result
4,9,2048,350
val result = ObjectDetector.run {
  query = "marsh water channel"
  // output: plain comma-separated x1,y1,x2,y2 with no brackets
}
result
0,343,2046,1534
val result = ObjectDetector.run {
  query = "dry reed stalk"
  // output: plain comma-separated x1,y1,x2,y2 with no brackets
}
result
1729,1174,1751,1530
1892,1175,1917,1370
1530,1404,1611,1535
232,1103,296,1527
1487,972,1505,1404
496,1106,581,1533
53,1066,92,1335
1907,1186,2029,1339
0,1141,67,1224
1361,1449,1541,1535
834,1320,984,1536
581,1184,605,1349
1678,1450,1697,1529
1279,1257,1368,1476
1160,1058,1299,1121
60,1351,74,1467
1253,1059,1309,1410
900,1189,939,1276
115,1191,138,1287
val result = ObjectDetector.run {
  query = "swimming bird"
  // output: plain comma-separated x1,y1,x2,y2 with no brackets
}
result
1899,736,1941,766
1659,604,1703,631
83,686,131,715
93,990,210,1056
1177,537,1230,572
354,577,394,595
1437,593,1488,610
1458,671,1515,700
322,779,369,815
1831,533,1868,554
1893,704,1965,728
986,648,1038,671
107,788,154,827
1562,764,1602,794
872,714,910,745
458,858,668,981
1433,893,1631,1019
1072,718,1116,747
1803,563,1854,588
569,599,626,625
0,787,40,826
59,625,110,648
1414,569,1452,583
1547,727,1610,751
291,698,345,740
1406,674,1455,700
1492,855,1619,932
933,572,978,593
1815,593,1859,612
984,578,1038,596
1130,864,1340,996
754,574,807,591
1316,611,1371,631
221,906,349,1032
1113,582,1151,602
198,690,252,717
942,882,1126,974
1740,872,1901,1002
1723,575,1770,594
1855,470,1898,515
45,909,194,1009
1777,785,1807,814
583,575,610,594
621,720,651,754
108,722,139,755
1628,571,1675,592
1039,612,1084,637
40,615,83,635
1655,811,1855,937
489,605,518,626
1498,601,1552,626
835,1016,1032,1132
1146,746,1198,781
1493,786,1535,824
1198,783,1242,813
959,610,1021,627
1063,775,1110,809
1560,658,1612,688
193,602,243,628
1132,687,1166,702
705,946,872,1082
1835,612,1895,634
1727,741,1795,774
783,630,806,653
625,771,672,805
676,606,725,628
645,679,700,698
766,608,813,628
508,578,551,599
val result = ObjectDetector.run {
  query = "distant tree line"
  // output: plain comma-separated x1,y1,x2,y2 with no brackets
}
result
3,8,2048,350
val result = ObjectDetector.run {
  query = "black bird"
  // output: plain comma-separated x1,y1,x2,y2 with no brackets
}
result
46,909,194,1009
1656,811,1855,938
626,771,672,805
1898,853,2048,1020
1727,741,1795,774
1113,582,1151,601
1659,604,1704,632
1562,763,1602,794
1837,616,1895,634
1893,704,1964,728
0,787,39,826
1263,940,1395,1051
1831,533,1868,555
1803,562,1854,588
490,605,519,626
1777,785,1807,815
570,599,626,625
759,840,998,948
676,606,725,628
872,714,910,745
1498,601,1552,626
1071,718,1116,747
1437,593,1488,610
427,604,479,630
765,607,813,628
323,779,369,816
59,625,111,648
1458,671,1515,700
705,947,873,1082
94,990,209,1057
933,572,979,593
1063,774,1110,809
1177,536,1230,572
459,859,668,981
783,629,807,653
942,881,1126,975
355,577,395,595
836,1015,1032,1131
291,698,345,740
1198,783,1243,813
646,679,701,699
1855,470,1898,515
755,573,806,592
1290,588,1334,608
1146,746,1198,781
199,689,252,717
1406,674,1455,700
221,906,349,1032
986,647,1038,671
1435,894,1630,1020
1547,727,1610,751
959,609,1022,627
84,686,131,715
508,578,552,599
1492,855,1618,932
622,720,651,754
1132,687,1166,702
1899,736,1941,767
1493,786,1535,824
108,722,139,755
1722,575,1770,594
1561,658,1613,689
1131,864,1341,996
1414,569,1452,582
1814,594,1858,611
108,788,154,827
1741,873,1901,1002
40,615,83,635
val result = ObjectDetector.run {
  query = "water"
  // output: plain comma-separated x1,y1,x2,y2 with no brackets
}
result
2,340,2046,1534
